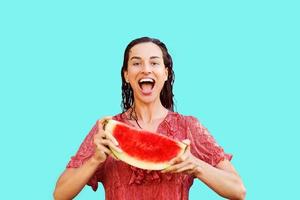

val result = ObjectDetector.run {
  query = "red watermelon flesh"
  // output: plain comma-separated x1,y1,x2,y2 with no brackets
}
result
103,119,187,170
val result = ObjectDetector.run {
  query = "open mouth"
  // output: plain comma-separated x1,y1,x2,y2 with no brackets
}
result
138,78,155,94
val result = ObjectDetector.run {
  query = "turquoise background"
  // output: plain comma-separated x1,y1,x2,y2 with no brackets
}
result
0,0,299,199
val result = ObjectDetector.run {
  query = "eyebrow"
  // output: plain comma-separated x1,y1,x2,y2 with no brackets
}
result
130,56,161,60
130,56,142,60
150,56,161,59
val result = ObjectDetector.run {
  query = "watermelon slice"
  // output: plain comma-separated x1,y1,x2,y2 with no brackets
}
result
103,119,187,170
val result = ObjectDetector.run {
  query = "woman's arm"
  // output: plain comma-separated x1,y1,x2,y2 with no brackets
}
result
53,157,103,200
195,159,246,200
162,140,246,200
53,117,121,200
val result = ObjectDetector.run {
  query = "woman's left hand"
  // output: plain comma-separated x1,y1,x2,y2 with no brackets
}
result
161,139,201,176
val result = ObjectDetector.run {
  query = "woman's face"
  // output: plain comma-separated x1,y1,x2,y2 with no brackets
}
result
124,42,168,105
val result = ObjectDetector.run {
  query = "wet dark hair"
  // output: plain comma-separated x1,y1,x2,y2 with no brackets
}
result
121,37,175,112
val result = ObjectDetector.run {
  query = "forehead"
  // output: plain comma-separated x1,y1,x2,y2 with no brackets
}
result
129,42,163,59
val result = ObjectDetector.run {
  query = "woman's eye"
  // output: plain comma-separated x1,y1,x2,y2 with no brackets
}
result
151,62,159,66
133,62,140,66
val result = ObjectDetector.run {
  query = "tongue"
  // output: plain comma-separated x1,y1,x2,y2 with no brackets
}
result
141,83,153,94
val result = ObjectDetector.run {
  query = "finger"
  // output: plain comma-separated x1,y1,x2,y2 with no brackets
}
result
94,138,111,153
96,144,112,155
95,134,122,153
168,158,180,166
94,130,104,139
95,126,119,147
100,131,107,139
174,164,196,173
94,129,108,141
168,153,188,165
94,138,102,146
168,154,184,165
182,139,191,146
97,116,113,129
102,139,123,153
182,139,191,152
162,161,189,173
94,133,105,141
97,116,113,124
105,131,119,146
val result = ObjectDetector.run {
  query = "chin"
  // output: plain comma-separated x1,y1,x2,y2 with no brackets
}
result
135,94,160,105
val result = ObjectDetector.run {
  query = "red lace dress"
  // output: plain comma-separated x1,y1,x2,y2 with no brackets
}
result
67,111,232,200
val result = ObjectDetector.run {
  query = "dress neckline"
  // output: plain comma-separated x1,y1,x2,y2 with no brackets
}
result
121,109,172,133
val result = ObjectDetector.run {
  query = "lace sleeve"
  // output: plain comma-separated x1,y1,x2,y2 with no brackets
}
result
186,116,232,166
66,122,104,191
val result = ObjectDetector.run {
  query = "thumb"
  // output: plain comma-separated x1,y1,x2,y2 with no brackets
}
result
182,139,191,145
97,116,113,129
181,139,191,151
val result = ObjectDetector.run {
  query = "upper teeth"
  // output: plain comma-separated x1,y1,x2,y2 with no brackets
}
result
139,78,154,83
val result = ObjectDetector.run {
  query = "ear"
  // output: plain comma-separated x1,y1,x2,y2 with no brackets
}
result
164,67,169,81
124,70,129,83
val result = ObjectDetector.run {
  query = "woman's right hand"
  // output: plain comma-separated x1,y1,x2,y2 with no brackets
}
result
92,117,122,163
53,117,122,200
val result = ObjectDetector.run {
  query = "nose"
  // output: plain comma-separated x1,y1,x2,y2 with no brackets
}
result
141,62,152,74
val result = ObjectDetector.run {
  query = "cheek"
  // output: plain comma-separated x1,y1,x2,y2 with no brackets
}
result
155,67,168,82
156,73,168,87
158,68,168,80
126,68,139,79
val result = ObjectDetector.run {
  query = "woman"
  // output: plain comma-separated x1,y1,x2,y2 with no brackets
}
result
53,37,246,200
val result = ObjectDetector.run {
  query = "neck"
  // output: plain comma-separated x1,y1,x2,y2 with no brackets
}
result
132,100,168,124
